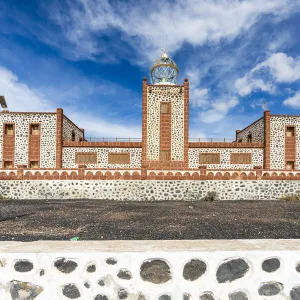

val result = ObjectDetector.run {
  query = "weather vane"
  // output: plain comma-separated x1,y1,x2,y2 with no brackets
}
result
161,35,167,54
263,100,267,111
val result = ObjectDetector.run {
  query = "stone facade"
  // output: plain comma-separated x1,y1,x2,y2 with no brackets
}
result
62,147,142,169
1,180,300,200
146,85,185,161
0,240,300,299
236,117,264,142
1,79,300,177
62,116,84,142
188,148,264,169
0,113,57,168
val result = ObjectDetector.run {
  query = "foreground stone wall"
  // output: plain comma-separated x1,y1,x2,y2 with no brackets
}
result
1,180,300,200
0,240,300,300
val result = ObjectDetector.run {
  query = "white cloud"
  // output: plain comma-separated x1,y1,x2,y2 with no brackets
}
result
44,0,300,63
199,96,239,123
0,66,140,137
0,67,53,111
235,52,300,96
190,88,209,108
283,92,300,109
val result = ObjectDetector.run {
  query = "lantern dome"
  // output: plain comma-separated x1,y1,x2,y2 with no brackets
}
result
150,51,179,85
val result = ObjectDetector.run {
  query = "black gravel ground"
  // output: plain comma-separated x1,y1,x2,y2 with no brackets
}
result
0,200,300,241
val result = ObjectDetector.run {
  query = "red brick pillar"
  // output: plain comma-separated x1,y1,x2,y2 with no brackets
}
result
78,164,86,180
16,165,26,180
264,111,271,170
199,165,207,180
184,78,190,169
141,77,148,173
56,108,63,169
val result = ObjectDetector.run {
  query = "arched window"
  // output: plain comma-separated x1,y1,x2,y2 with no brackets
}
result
71,130,76,141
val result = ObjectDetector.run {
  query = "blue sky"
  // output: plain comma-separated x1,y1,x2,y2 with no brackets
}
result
1,0,300,139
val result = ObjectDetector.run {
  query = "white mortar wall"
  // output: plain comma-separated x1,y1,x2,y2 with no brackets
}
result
0,180,299,200
0,113,57,168
0,240,299,300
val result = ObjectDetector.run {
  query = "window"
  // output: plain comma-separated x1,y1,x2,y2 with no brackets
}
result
161,103,170,114
30,161,39,169
286,161,295,170
71,130,76,141
286,126,295,137
199,153,220,164
5,124,14,135
247,133,252,142
76,153,97,164
160,150,170,161
108,152,130,164
3,161,13,168
231,153,252,164
30,124,40,135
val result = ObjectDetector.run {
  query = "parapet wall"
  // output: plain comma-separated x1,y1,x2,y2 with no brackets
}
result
0,240,300,300
1,180,300,200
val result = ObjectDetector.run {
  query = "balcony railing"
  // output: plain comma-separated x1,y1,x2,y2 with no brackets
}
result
189,138,236,142
85,138,142,142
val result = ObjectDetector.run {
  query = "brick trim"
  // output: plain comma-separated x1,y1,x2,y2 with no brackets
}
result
184,78,189,169
56,108,63,169
63,141,142,148
2,122,15,168
264,111,271,170
141,77,148,178
230,153,252,164
28,122,41,169
285,125,296,170
189,142,264,148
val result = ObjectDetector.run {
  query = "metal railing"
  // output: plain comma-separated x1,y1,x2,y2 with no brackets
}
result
189,138,236,142
86,137,142,142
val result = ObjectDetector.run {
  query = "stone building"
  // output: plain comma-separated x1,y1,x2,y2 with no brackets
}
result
0,52,299,181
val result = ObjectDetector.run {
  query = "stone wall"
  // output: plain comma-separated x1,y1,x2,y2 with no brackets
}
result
188,148,264,169
237,117,264,142
62,116,84,142
0,113,57,168
270,116,300,170
0,240,300,300
62,148,142,168
1,180,300,200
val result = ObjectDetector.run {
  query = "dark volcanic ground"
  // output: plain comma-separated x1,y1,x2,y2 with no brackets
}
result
0,200,300,241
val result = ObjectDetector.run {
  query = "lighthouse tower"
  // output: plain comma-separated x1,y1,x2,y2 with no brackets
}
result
141,50,189,173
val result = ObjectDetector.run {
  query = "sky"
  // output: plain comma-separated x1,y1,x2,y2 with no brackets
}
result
1,0,300,139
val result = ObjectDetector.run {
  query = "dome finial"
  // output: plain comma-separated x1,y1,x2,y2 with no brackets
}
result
150,36,179,85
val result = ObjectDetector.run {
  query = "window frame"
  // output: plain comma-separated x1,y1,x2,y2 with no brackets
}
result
108,152,130,165
230,153,252,164
199,153,220,165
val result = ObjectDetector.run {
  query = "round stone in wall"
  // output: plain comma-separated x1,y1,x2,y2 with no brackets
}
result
87,263,96,273
183,259,207,281
54,258,78,274
216,258,249,283
98,278,105,286
262,258,280,273
106,257,118,265
118,289,128,299
229,291,249,300
39,269,45,276
183,293,191,300
62,284,81,299
94,295,109,300
137,294,146,300
199,292,215,300
84,282,90,288
117,269,132,280
296,262,300,273
10,280,43,300
258,282,283,296
140,259,171,284
14,260,34,272
158,295,171,300
290,286,300,300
